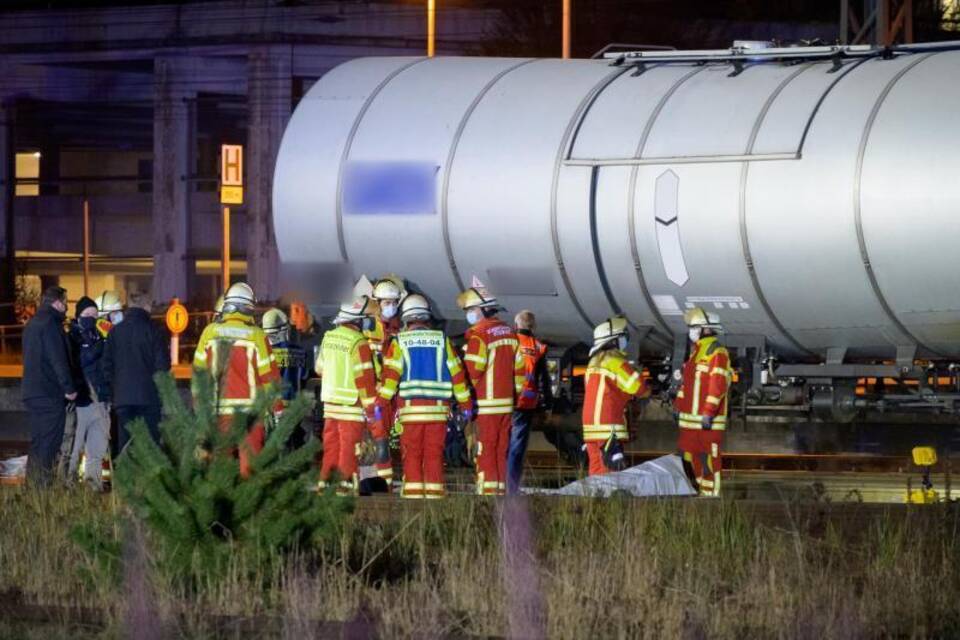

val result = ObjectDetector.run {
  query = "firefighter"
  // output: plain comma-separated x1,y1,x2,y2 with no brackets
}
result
192,282,280,478
375,294,471,499
314,296,382,496
363,274,407,489
508,310,553,495
581,317,650,476
262,308,310,406
674,307,732,497
94,290,124,331
457,284,525,496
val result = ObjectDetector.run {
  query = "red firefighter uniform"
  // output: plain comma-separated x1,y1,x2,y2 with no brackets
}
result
463,317,525,495
193,311,280,477
673,335,732,496
378,328,470,498
581,349,649,476
315,323,381,495
516,332,548,411
364,314,402,485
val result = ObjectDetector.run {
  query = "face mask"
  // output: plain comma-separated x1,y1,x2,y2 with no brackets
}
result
466,309,482,325
617,336,629,352
381,302,398,320
110,311,124,325
361,317,375,332
79,316,97,330
688,327,702,343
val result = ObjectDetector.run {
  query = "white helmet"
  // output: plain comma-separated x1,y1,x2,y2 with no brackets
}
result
400,294,432,322
371,275,406,302
223,282,256,314
590,316,629,357
333,295,378,325
95,290,123,317
262,308,289,344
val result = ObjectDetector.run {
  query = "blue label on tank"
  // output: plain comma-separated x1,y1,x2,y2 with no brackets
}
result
342,162,439,215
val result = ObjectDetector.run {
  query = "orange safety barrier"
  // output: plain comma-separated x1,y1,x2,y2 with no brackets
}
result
0,363,193,380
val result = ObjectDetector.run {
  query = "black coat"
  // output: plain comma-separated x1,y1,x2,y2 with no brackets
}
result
69,320,107,406
102,307,171,408
21,304,76,403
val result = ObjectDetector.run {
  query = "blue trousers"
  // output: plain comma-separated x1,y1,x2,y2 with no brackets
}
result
507,410,535,495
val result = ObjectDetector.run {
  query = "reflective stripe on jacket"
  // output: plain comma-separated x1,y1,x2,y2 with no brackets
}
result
673,336,732,431
581,349,648,442
379,327,470,423
192,312,279,415
463,317,524,416
516,332,548,411
315,324,379,422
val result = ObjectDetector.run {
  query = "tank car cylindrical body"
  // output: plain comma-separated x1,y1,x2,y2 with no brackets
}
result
273,47,960,362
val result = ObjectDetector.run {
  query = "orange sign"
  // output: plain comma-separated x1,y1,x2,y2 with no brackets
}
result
165,298,189,335
221,144,244,204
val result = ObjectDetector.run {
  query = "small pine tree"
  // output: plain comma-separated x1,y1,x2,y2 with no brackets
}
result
113,371,351,577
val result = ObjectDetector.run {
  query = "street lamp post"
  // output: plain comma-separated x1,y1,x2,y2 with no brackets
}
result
562,0,572,58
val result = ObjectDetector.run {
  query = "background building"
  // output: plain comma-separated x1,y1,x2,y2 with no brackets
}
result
0,0,954,321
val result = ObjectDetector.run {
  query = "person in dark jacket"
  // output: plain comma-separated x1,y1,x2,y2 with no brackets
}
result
67,296,112,489
21,286,77,486
102,292,170,450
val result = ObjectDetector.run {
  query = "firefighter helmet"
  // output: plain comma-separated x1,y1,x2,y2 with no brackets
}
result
683,306,722,330
223,282,256,313
371,274,406,302
262,308,289,341
400,293,432,322
333,295,378,325
95,290,123,316
456,286,499,310
590,316,629,357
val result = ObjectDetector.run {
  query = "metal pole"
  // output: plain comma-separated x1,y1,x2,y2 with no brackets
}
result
878,0,889,45
904,0,914,43
222,205,231,289
82,198,90,297
840,0,850,44
562,0,572,59
427,0,436,57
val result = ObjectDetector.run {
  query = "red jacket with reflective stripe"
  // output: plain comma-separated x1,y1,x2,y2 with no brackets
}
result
581,349,648,442
463,317,524,416
673,336,732,430
192,312,280,414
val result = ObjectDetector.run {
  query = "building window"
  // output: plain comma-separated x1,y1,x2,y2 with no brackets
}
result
15,151,40,197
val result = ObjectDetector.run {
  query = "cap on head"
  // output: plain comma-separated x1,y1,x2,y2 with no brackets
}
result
333,295,378,325
590,316,629,357
223,282,256,314
683,306,721,330
400,293,432,322
75,296,97,318
371,274,406,302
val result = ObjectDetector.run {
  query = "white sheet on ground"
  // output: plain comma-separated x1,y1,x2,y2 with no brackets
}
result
548,454,696,497
0,455,28,479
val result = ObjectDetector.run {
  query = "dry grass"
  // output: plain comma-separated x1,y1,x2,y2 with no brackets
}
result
1,488,959,639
